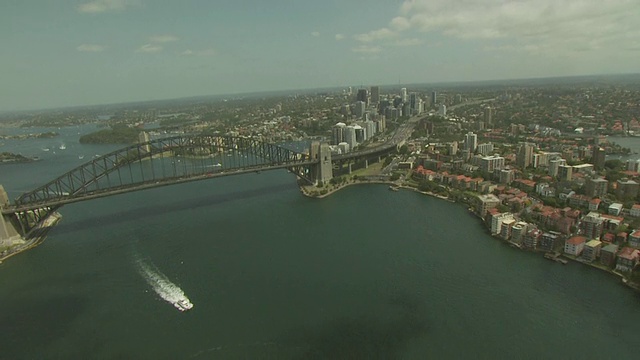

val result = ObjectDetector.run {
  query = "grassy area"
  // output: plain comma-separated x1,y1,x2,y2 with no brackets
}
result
349,161,385,176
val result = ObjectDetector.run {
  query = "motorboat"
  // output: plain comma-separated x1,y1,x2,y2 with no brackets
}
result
174,298,193,312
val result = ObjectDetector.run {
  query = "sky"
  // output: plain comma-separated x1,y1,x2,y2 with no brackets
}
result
2,0,639,111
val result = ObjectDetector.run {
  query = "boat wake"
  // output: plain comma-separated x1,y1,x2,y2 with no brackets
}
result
136,259,194,312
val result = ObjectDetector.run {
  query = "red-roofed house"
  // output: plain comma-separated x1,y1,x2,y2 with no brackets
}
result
564,236,586,256
615,247,640,272
629,230,640,248
631,204,640,217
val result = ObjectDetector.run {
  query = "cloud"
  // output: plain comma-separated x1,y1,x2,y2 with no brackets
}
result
352,45,382,54
393,38,423,47
77,0,135,14
335,34,345,41
181,48,215,56
136,44,163,53
76,44,106,52
365,0,640,55
149,35,179,43
311,31,320,37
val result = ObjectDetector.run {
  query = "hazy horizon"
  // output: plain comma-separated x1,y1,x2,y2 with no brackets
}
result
3,0,639,112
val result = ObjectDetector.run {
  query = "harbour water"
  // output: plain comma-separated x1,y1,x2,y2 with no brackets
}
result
1,129,640,358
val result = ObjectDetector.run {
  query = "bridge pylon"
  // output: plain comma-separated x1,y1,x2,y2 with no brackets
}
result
0,185,22,244
309,141,333,185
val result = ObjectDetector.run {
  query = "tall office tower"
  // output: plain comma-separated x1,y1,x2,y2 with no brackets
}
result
400,88,408,102
464,132,478,152
340,104,351,117
593,147,606,170
438,104,447,116
409,93,418,113
378,99,390,115
347,86,352,95
344,125,357,150
517,142,535,168
484,107,493,125
356,88,369,106
364,120,377,139
331,122,346,145
355,101,366,118
370,86,380,105
431,91,437,107
454,94,462,104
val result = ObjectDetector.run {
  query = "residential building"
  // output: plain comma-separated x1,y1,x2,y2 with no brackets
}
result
480,155,505,174
629,230,640,248
588,198,601,211
549,158,567,177
539,231,560,252
484,106,492,125
616,179,639,199
476,143,494,156
608,203,623,216
593,147,606,170
517,142,535,168
582,240,602,262
464,132,478,152
510,222,528,245
600,244,619,268
331,122,346,145
630,204,640,217
564,236,587,256
615,247,640,272
557,164,573,181
585,177,608,198
491,212,514,235
500,218,516,240
478,194,500,216
523,228,542,250
581,212,604,239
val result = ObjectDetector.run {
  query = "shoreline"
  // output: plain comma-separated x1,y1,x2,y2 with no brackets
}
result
0,212,61,263
299,180,640,292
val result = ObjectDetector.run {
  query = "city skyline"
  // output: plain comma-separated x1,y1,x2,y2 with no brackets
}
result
2,0,639,111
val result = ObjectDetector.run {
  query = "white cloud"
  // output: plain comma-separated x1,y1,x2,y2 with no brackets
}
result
335,34,345,41
150,35,179,43
352,45,382,54
369,0,640,55
136,44,163,53
76,44,106,52
77,0,135,14
181,48,215,56
393,38,423,47
311,31,320,37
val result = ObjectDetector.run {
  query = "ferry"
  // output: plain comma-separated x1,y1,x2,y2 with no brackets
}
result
174,298,194,312
59,144,66,150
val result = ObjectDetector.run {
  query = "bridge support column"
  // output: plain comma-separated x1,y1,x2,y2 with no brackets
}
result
0,185,22,245
309,142,333,185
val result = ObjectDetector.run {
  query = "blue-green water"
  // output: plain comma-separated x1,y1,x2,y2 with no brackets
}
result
1,130,640,359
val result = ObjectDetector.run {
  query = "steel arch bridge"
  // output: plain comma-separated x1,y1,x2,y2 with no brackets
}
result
2,135,316,233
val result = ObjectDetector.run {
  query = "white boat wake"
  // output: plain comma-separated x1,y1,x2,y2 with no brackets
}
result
137,259,194,312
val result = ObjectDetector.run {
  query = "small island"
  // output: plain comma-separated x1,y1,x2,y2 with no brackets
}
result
79,124,141,144
0,152,38,164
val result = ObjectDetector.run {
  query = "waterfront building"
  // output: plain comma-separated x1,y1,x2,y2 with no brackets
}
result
582,240,602,262
581,212,604,240
478,194,500,216
585,177,608,198
600,244,619,267
616,179,639,199
491,212,514,235
523,228,542,250
615,247,640,272
539,231,560,252
500,219,516,240
564,236,586,256
464,132,478,152
510,222,528,245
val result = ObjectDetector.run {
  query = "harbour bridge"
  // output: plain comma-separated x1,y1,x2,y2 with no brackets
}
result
0,133,402,238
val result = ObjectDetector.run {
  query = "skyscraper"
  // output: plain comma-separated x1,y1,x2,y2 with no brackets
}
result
431,91,437,107
370,86,380,105
484,107,493,125
331,122,346,145
438,104,447,116
355,101,366,118
356,89,368,106
593,147,606,170
464,132,478,152
400,88,408,103
517,142,535,168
